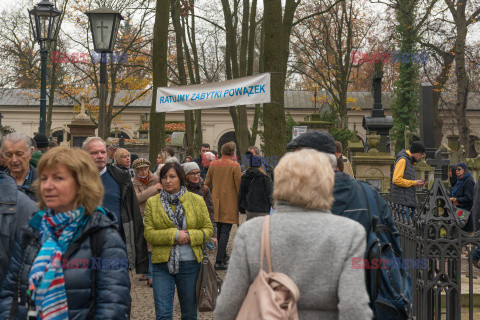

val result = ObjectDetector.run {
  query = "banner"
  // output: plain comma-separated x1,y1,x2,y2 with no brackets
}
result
156,73,271,112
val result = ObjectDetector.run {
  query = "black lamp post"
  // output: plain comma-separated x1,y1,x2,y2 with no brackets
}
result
29,0,62,135
85,7,123,139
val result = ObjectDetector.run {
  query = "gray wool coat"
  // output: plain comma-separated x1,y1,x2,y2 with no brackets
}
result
214,202,373,320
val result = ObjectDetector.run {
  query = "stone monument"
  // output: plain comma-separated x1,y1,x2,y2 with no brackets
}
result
353,132,395,193
67,98,98,148
59,124,70,147
362,62,393,153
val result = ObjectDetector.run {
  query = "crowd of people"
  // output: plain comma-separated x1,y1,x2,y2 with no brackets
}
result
0,128,479,319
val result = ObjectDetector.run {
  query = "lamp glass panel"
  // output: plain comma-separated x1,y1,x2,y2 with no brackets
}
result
49,14,60,40
109,15,121,50
39,15,49,40
90,14,114,51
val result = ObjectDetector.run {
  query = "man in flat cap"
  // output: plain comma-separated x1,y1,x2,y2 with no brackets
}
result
286,131,400,240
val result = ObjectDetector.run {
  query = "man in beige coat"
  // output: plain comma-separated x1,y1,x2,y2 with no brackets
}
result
205,141,242,270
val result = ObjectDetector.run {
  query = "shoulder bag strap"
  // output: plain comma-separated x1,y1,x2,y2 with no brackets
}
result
260,215,273,273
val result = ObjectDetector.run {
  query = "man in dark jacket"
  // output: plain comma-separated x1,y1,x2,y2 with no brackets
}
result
83,137,148,274
193,143,210,180
1,132,38,201
390,141,427,217
30,133,50,167
247,146,274,180
238,152,273,220
0,172,38,285
286,131,402,251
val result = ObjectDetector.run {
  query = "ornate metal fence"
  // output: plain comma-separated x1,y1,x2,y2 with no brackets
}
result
389,157,480,320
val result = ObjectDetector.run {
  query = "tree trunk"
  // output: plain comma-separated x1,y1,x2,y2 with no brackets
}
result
171,0,194,155
391,0,420,153
453,2,470,148
149,0,169,167
188,9,203,155
432,50,454,147
263,0,286,158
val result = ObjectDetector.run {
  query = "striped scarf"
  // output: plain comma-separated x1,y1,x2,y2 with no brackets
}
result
28,207,85,320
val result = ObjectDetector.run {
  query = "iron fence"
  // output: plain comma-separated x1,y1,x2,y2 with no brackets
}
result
388,179,480,320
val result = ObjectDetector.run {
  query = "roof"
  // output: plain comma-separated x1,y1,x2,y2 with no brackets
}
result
0,88,478,110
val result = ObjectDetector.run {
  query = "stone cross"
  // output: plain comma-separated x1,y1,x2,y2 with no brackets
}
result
426,149,450,179
62,124,68,142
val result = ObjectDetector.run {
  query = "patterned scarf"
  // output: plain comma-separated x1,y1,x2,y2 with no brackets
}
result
159,186,187,274
137,174,149,186
29,207,85,320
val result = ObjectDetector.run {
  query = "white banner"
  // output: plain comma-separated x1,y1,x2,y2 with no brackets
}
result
156,73,271,112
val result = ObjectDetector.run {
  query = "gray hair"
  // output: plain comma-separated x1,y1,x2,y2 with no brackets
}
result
248,146,260,156
1,132,33,155
82,137,106,150
322,152,338,170
165,156,180,164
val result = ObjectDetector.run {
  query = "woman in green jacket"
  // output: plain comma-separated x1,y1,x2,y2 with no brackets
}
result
144,162,213,320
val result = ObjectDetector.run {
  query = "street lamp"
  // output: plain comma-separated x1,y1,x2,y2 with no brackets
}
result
85,7,123,139
29,0,62,135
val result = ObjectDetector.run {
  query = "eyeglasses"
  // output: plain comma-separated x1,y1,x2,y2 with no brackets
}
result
188,172,201,176
456,168,463,171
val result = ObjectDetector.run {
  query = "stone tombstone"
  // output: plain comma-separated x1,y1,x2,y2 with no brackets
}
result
299,113,333,132
419,83,435,159
418,83,450,179
67,98,98,148
362,62,393,153
466,141,480,182
414,159,434,189
59,124,70,147
353,132,395,193
347,134,364,165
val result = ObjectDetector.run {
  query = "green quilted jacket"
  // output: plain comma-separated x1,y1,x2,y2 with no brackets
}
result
144,191,213,264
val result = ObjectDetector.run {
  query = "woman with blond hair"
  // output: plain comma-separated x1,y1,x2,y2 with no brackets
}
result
0,147,130,319
114,147,134,178
215,149,372,320
154,150,171,176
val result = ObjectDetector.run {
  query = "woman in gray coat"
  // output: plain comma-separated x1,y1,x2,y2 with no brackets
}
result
215,149,372,320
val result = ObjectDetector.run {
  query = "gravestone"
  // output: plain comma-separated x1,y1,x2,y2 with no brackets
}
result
353,132,395,193
419,83,435,159
419,83,449,178
67,98,98,148
362,62,393,153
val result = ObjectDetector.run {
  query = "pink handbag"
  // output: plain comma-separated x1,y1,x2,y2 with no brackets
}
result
236,215,300,320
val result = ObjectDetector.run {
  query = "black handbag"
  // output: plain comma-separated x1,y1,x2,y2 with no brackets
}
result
196,231,222,312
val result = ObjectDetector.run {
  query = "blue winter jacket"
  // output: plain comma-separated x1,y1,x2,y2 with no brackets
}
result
0,207,131,320
0,173,38,285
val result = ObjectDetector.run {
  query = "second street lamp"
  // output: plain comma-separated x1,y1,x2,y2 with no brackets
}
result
85,7,123,139
29,0,62,135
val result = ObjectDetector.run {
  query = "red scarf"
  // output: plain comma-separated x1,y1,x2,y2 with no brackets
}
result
138,174,149,186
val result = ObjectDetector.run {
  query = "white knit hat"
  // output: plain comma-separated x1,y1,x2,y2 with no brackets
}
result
182,162,200,175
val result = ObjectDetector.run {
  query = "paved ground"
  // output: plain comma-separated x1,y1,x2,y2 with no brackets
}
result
130,216,244,320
